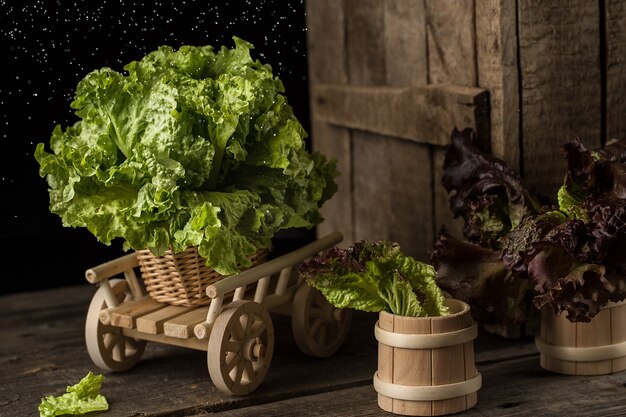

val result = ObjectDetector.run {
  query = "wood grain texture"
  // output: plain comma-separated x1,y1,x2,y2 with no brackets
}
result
431,312,467,415
606,0,626,142
540,306,577,374
575,308,612,375
345,0,386,85
345,2,392,251
312,84,490,146
306,0,348,86
209,355,626,417
0,285,586,417
352,131,392,243
611,303,626,372
475,0,520,169
383,0,427,86
433,147,465,239
517,0,601,196
312,121,353,247
425,0,477,86
306,0,353,244
389,139,434,261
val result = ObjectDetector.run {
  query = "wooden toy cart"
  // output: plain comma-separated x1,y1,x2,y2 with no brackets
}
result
84,232,351,395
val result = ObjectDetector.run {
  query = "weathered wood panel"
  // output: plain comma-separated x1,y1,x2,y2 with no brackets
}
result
345,0,386,85
306,0,353,244
476,0,520,169
389,139,433,260
425,0,477,86
346,2,393,248
383,0,427,86
353,131,392,243
425,0,481,242
313,84,490,147
605,0,626,142
517,0,602,196
306,0,348,85
433,148,465,239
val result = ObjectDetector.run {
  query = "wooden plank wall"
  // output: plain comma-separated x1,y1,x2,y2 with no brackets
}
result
306,0,626,259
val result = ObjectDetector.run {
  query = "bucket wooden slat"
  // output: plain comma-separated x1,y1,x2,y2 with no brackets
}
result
431,313,466,415
375,299,479,416
377,312,395,413
611,303,626,372
537,301,626,375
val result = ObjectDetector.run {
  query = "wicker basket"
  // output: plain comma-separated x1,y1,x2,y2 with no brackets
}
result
136,246,269,307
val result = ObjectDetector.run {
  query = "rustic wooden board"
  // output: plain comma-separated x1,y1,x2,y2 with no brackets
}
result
345,2,394,251
517,0,602,196
305,0,348,86
383,0,427,86
425,0,477,86
389,139,434,261
433,147,465,239
0,284,541,417
352,131,392,244
306,0,354,245
208,355,626,417
475,0,520,170
345,0,386,85
311,121,354,247
312,84,490,147
605,0,626,142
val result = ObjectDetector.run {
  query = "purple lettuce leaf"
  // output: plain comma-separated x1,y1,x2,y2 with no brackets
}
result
442,128,542,249
431,231,532,324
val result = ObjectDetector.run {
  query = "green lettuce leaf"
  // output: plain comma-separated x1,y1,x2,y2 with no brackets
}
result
35,37,337,275
38,372,108,417
299,240,449,317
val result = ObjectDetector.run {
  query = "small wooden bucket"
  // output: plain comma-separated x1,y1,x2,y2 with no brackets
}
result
374,299,481,416
536,300,626,375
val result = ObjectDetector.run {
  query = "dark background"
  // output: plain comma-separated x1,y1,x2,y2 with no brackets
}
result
0,0,310,294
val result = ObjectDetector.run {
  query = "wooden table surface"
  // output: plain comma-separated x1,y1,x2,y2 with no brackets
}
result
1,285,626,417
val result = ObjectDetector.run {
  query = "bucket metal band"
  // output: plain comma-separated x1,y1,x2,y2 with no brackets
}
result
374,321,478,349
373,372,482,401
535,336,626,362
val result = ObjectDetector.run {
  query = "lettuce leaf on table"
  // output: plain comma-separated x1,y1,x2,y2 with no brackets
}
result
299,240,449,317
39,372,108,417
35,38,337,275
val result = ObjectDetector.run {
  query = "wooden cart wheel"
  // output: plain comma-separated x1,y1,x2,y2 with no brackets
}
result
208,300,274,396
85,279,147,372
292,283,352,358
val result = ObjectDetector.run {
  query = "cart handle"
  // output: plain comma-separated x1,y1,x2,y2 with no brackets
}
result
85,252,139,284
206,231,343,299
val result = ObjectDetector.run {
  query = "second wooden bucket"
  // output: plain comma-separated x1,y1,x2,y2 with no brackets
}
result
536,300,626,375
373,299,481,416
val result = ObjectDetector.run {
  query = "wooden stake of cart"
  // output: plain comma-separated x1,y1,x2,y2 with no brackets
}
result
83,232,351,395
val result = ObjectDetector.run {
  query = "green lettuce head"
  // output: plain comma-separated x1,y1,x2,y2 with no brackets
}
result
300,240,449,318
35,37,337,274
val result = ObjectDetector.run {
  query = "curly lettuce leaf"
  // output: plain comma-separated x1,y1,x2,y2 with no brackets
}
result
35,37,337,275
39,372,108,417
431,231,532,324
300,240,449,317
442,128,542,249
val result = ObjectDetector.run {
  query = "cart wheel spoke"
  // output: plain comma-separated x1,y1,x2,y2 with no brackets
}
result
243,361,255,382
225,354,241,374
249,321,266,339
208,301,274,396
86,279,147,372
292,284,352,358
